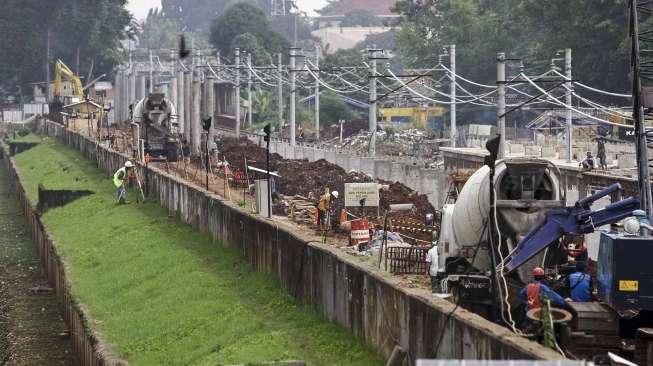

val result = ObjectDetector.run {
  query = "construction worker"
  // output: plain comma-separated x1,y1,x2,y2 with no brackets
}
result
425,240,442,293
519,267,566,311
579,151,595,171
113,161,133,204
317,189,337,230
566,261,592,302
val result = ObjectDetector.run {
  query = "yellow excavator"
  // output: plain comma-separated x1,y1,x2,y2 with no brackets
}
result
49,59,84,123
53,59,84,101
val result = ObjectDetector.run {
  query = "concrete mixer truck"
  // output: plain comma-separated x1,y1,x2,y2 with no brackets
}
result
439,158,567,285
131,92,180,162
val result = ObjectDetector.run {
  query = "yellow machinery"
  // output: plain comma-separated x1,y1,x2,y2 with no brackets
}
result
379,106,445,129
54,59,83,101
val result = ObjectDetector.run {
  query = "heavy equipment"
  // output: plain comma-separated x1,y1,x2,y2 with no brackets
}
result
131,92,180,162
439,155,653,361
49,59,85,123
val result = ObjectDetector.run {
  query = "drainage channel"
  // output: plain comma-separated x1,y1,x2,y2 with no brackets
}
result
0,161,76,365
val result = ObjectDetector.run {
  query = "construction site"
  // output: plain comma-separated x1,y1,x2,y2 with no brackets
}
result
2,0,653,365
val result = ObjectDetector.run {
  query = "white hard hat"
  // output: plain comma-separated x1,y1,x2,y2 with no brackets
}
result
332,191,339,198
124,161,134,168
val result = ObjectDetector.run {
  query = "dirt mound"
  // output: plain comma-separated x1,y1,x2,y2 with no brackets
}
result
220,137,282,171
218,138,436,219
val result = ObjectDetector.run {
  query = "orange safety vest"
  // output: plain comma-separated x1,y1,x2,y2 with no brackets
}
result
526,283,542,310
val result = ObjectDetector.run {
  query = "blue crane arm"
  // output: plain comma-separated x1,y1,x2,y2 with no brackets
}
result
503,183,640,273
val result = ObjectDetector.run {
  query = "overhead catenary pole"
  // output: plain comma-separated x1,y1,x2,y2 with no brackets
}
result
497,52,506,159
289,47,297,146
45,27,51,102
565,48,573,162
277,53,284,130
368,49,378,157
315,46,320,141
177,68,185,136
235,48,241,138
191,79,201,153
149,49,154,93
247,53,253,127
450,44,457,147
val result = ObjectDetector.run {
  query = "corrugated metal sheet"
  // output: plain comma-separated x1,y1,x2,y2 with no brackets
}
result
2,109,23,122
23,103,48,116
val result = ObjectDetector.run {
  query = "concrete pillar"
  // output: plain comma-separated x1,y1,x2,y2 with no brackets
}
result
113,71,121,124
191,80,201,153
137,75,146,101
170,77,178,111
129,72,136,109
183,72,192,143
122,71,129,121
176,70,184,136
206,77,215,139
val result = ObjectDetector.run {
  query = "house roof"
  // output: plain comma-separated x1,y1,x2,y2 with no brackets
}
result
319,0,397,17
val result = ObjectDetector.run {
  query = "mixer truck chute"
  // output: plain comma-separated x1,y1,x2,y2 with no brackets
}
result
131,92,180,162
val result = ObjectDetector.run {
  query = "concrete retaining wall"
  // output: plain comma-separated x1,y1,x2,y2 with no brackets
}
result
33,120,562,362
2,145,125,366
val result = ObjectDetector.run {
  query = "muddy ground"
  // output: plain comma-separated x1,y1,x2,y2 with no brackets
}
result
0,161,76,365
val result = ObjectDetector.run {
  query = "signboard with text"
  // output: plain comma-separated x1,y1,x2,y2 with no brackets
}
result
344,183,380,207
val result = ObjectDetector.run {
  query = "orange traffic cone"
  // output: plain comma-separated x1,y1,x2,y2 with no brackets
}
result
339,208,347,223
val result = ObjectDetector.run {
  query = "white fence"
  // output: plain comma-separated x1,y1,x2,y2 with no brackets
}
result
1,103,49,123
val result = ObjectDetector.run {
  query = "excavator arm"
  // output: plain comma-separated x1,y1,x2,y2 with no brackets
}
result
54,59,84,99
502,183,640,272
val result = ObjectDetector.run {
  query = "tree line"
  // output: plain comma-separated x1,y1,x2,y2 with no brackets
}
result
0,0,133,100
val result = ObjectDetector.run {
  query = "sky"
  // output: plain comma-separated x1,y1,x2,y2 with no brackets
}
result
126,0,329,20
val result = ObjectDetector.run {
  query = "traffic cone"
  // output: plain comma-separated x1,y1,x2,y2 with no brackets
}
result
339,208,346,223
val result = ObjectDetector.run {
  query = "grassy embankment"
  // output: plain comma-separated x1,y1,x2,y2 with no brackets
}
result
11,135,384,365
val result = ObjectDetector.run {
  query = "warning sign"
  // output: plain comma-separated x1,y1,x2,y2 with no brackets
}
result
344,183,379,207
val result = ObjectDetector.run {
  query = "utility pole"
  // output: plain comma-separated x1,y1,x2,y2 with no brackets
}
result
450,44,457,147
289,47,297,146
368,49,378,157
247,53,253,128
315,47,320,141
45,27,51,101
497,52,506,159
277,53,284,131
149,49,154,94
565,48,573,163
235,48,241,138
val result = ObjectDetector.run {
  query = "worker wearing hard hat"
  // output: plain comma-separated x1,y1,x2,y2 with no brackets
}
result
519,267,566,311
113,161,133,204
317,189,338,230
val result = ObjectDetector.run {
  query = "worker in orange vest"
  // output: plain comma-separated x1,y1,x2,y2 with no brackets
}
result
519,267,566,311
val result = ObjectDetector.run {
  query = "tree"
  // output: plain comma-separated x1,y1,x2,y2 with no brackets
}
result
209,2,289,60
0,0,133,99
320,92,358,124
138,8,181,49
392,0,630,94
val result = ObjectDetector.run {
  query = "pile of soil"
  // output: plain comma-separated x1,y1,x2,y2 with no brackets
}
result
220,138,436,220
276,159,372,199
219,137,282,172
276,158,436,219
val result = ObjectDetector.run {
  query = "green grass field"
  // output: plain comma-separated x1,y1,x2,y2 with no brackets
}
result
11,135,384,365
